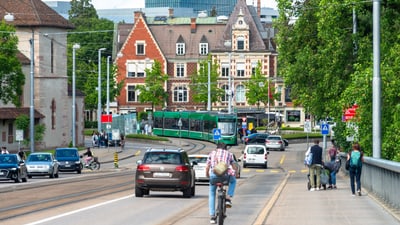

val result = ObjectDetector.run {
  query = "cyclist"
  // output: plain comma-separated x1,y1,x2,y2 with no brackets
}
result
206,142,237,224
83,147,93,166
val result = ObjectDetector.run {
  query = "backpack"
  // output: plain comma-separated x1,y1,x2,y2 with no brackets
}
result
212,150,229,176
304,152,313,166
350,151,362,168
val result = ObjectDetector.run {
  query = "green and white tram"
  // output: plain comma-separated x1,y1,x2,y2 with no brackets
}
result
153,111,238,145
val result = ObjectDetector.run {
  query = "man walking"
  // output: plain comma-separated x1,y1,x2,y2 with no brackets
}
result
309,139,323,191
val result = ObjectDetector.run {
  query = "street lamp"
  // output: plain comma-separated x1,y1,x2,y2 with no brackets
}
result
106,56,111,115
72,43,80,147
207,60,211,111
98,48,106,132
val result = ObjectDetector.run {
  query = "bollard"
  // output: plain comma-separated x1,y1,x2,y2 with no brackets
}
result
114,152,119,168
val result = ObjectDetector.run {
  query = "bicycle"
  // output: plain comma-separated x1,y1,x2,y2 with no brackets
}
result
212,175,230,225
80,156,101,170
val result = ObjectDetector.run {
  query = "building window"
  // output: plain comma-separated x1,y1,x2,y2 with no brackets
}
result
236,63,245,77
221,63,229,77
176,43,185,55
127,62,152,77
127,85,140,102
199,43,208,55
285,87,292,102
136,42,145,55
176,63,185,77
173,86,188,102
287,110,301,122
237,36,244,50
221,85,229,102
236,85,245,103
251,62,258,75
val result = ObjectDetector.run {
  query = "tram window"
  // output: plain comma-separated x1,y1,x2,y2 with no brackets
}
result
218,122,235,135
181,118,189,130
154,117,163,128
190,119,201,131
165,118,179,129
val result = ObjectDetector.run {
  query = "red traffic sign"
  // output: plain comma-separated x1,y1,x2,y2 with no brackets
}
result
101,114,112,123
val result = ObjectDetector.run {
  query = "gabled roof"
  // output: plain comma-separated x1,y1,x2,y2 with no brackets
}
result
215,0,266,51
0,0,74,29
0,108,44,120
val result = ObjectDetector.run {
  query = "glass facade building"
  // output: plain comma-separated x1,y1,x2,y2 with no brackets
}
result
145,0,238,16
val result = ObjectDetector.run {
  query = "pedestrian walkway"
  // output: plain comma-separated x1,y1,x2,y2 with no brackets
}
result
262,171,400,225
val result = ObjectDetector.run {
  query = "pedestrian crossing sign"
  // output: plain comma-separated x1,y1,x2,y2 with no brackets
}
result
213,128,221,140
321,124,329,135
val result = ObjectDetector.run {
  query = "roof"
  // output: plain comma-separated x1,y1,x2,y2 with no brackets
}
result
0,108,45,120
0,0,74,29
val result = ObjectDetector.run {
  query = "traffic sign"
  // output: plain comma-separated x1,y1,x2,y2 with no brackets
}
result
304,120,311,133
321,123,329,135
213,128,221,140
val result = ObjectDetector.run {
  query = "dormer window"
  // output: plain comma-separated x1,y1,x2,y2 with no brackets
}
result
176,43,185,55
237,36,244,50
199,43,208,55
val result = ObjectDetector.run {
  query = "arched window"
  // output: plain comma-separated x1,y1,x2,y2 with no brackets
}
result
236,85,245,102
173,86,188,102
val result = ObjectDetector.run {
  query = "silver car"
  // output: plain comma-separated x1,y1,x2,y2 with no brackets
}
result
265,135,285,151
26,152,59,178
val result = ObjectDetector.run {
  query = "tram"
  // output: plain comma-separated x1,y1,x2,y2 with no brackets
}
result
153,111,238,145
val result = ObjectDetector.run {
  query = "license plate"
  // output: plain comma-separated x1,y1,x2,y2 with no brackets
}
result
64,165,71,167
153,172,170,178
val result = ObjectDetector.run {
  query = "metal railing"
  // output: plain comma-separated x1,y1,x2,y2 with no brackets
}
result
339,154,400,209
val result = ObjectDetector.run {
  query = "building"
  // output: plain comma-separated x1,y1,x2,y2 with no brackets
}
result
0,0,85,151
114,0,304,127
145,0,238,16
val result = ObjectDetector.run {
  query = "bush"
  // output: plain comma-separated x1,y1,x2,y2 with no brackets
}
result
85,121,97,129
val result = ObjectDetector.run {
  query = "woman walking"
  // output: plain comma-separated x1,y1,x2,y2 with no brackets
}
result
347,143,364,196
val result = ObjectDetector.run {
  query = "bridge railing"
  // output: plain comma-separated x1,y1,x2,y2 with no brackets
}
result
339,154,400,209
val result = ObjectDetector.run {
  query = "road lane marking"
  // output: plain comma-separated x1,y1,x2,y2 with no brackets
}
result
24,195,134,225
279,154,286,165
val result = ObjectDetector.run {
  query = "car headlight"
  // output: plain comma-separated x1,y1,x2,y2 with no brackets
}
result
75,161,81,164
10,168,17,171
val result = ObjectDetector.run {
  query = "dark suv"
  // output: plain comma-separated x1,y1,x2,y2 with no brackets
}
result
54,148,82,174
135,149,196,198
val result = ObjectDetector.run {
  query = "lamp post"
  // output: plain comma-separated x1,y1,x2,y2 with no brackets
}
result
98,48,106,132
29,31,35,152
227,52,232,114
207,60,211,111
72,43,80,147
106,56,111,115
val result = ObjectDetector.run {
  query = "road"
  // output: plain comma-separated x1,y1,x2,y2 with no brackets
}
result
0,139,311,225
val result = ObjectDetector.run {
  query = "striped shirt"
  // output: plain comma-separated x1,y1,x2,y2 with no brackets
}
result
207,148,235,176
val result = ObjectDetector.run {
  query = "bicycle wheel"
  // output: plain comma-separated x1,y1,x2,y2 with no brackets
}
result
217,194,225,225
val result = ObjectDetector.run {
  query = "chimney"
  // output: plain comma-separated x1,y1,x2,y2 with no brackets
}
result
257,0,261,18
190,18,197,33
169,8,174,18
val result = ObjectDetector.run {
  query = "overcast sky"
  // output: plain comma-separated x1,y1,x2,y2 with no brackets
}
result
89,0,277,9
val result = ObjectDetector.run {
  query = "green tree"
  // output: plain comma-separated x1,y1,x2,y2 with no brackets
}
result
245,61,278,109
137,60,169,111
67,0,122,110
190,56,224,110
0,21,25,107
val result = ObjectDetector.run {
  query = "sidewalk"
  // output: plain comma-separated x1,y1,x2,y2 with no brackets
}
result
262,171,400,225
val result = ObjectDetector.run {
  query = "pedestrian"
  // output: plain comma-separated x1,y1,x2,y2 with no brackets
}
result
18,150,26,160
120,133,125,150
92,131,98,148
206,142,237,224
347,142,364,196
309,139,323,191
1,146,9,154
324,158,341,189
328,140,339,162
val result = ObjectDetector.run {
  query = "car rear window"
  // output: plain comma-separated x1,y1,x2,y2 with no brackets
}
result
189,156,207,164
144,152,182,164
247,147,265,154
268,136,281,140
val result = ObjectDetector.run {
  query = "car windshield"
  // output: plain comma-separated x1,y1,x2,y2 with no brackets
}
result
57,150,77,157
189,156,208,164
28,154,51,162
0,155,17,164
144,152,182,164
247,146,265,154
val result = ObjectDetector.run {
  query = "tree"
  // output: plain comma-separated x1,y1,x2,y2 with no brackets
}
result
137,60,169,111
245,61,277,110
0,21,25,107
190,56,224,110
67,0,122,110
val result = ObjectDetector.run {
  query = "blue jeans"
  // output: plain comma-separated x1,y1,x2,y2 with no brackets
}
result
349,166,362,194
330,171,336,185
209,173,236,216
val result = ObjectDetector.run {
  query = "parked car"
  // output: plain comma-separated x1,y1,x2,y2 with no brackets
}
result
135,148,196,198
189,154,209,182
244,133,269,145
0,154,28,183
26,152,59,178
242,144,269,168
265,135,286,151
54,148,82,174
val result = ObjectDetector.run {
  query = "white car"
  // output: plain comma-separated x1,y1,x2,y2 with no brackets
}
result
189,154,209,182
242,144,269,168
265,135,286,151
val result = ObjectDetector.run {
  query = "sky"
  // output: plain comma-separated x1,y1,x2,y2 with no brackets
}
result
88,0,277,10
